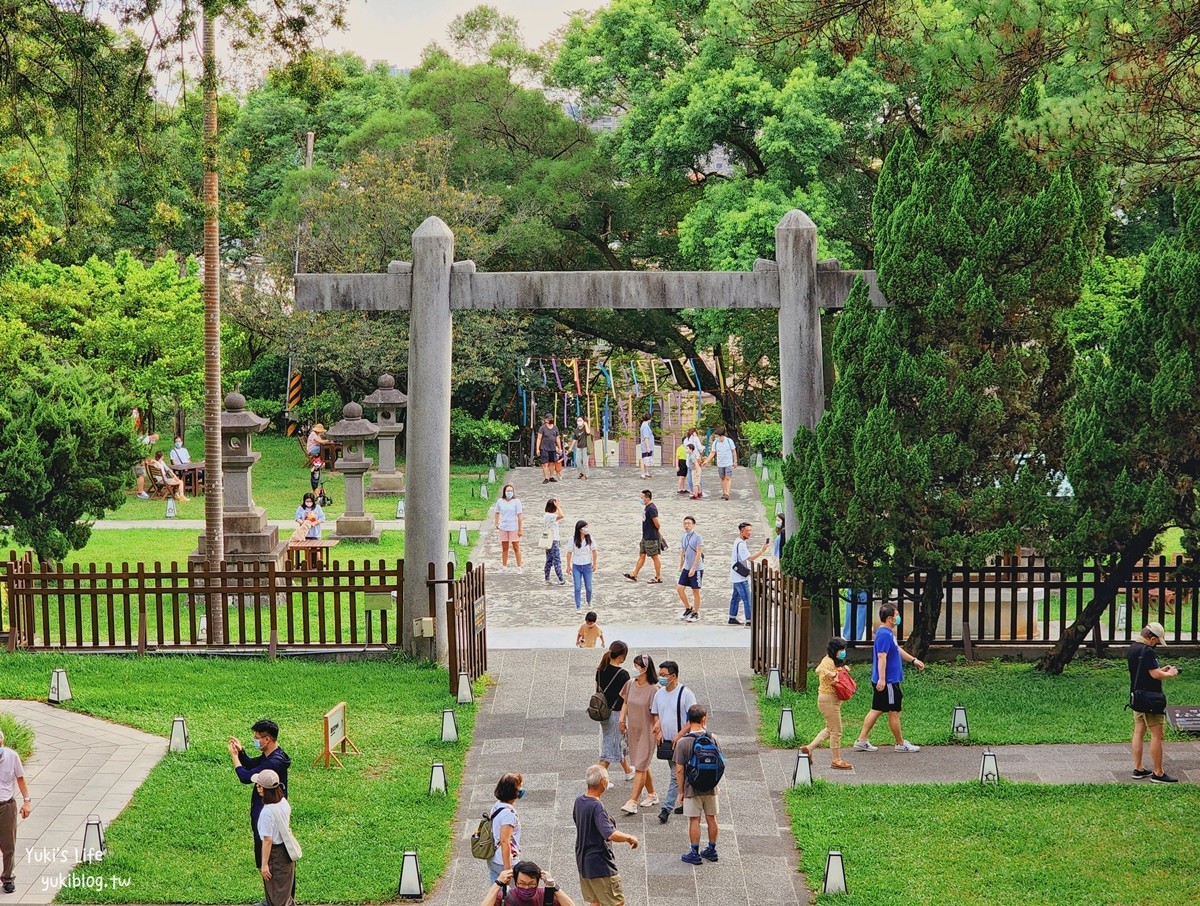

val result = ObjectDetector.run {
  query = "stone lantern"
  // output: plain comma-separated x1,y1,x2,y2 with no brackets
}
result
362,373,407,496
191,393,287,566
327,402,380,541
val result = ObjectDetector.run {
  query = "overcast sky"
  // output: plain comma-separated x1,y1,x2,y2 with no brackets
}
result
313,0,604,70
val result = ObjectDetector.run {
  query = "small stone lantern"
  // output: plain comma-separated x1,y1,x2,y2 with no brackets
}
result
191,392,287,565
327,402,380,541
362,374,407,496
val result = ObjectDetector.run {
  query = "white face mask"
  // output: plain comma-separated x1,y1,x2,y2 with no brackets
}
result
505,490,514,499
175,441,183,448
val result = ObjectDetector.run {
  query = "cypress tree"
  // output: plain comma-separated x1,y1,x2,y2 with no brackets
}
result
786,125,1097,658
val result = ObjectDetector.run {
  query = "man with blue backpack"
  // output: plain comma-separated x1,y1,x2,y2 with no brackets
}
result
671,704,725,865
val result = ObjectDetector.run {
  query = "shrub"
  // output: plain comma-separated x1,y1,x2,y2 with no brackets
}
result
450,409,514,462
741,420,783,457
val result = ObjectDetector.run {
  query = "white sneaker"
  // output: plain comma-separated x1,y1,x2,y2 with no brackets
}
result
496,565,508,573
678,609,692,621
686,612,700,623
853,739,878,752
515,567,524,574
137,491,150,499
895,740,921,753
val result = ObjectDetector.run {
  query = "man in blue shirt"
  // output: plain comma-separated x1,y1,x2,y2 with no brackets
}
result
854,604,925,753
228,719,292,871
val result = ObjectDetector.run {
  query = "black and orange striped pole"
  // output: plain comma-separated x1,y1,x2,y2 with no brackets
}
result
285,364,302,435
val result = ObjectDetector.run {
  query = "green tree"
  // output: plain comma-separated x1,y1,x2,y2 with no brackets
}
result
0,357,139,565
1038,188,1200,673
784,127,1098,658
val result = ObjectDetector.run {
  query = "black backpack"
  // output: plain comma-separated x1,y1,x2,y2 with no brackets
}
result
683,731,725,793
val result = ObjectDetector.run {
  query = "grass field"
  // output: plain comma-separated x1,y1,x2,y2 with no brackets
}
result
787,782,1200,905
756,658,1200,748
0,713,33,759
0,652,480,904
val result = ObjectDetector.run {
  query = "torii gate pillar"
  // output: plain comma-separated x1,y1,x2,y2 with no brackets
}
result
406,217,455,663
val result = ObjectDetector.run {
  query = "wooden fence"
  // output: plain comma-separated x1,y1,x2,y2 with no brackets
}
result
3,555,404,653
750,560,810,692
443,561,488,695
834,556,1198,650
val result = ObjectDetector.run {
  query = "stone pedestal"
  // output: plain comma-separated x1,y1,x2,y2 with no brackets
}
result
191,393,288,567
363,373,407,497
328,402,381,541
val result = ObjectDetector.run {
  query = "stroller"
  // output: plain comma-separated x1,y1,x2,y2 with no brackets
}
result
309,457,334,507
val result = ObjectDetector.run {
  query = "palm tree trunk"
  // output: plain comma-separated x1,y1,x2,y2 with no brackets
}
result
202,8,226,644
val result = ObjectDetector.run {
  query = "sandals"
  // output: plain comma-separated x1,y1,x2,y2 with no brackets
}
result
624,573,638,582
648,577,664,584
831,760,853,770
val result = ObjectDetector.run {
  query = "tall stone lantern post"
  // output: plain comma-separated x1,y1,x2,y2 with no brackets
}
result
362,374,407,497
192,392,287,567
327,402,381,541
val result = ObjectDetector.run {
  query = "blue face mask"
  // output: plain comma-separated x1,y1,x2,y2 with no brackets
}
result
517,788,525,799
252,738,262,751
505,491,514,499
836,650,847,660
658,676,669,687
894,616,902,628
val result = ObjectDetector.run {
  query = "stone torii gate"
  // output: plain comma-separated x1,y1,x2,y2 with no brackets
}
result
296,210,884,663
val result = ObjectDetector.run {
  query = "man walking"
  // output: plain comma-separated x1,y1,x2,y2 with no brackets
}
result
673,705,723,865
704,427,738,500
854,605,925,753
728,522,769,626
639,415,655,479
229,719,292,870
1129,621,1180,783
573,765,639,906
676,516,704,623
0,730,32,894
536,414,563,483
624,489,663,583
652,661,697,823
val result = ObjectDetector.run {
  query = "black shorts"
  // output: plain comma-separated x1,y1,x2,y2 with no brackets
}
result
677,460,688,477
870,682,903,712
677,568,703,589
540,449,560,464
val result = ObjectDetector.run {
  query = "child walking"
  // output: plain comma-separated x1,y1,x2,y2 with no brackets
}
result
543,498,565,585
576,611,605,648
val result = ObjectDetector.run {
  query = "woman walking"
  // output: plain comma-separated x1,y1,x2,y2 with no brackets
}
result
494,484,524,573
596,642,633,780
569,416,592,479
485,772,525,885
543,498,566,585
803,637,853,770
618,654,659,814
566,519,598,611
253,769,297,906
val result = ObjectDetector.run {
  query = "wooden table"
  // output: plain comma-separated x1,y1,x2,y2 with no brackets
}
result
174,461,205,496
289,538,339,569
318,441,342,471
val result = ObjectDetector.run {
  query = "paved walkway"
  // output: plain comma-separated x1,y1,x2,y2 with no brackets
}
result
0,701,166,904
476,466,771,649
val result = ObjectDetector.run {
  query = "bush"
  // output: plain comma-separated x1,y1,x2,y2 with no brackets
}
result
741,420,783,457
450,409,514,463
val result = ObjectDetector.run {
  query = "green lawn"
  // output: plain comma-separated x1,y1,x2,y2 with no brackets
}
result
0,652,480,904
107,433,499,523
788,782,1200,905
757,658,1200,748
0,713,33,759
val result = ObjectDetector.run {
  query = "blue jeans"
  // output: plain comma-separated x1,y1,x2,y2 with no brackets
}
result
661,763,680,810
573,563,593,609
729,581,751,621
545,541,563,581
574,447,589,476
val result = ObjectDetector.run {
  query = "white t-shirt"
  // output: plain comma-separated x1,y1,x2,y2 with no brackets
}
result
496,498,523,531
544,512,561,542
170,445,192,465
730,538,751,585
566,537,597,564
640,421,654,452
710,436,736,468
489,801,520,867
0,747,26,800
651,683,698,741
256,798,292,844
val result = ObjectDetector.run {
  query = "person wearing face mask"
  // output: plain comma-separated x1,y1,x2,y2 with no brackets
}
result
486,773,526,886
566,520,599,611
568,417,592,480
803,638,854,770
771,514,786,560
482,860,576,906
228,719,292,873
573,765,639,906
494,484,524,573
854,605,925,753
638,414,655,480
294,492,326,540
650,660,696,824
169,436,192,466
617,654,659,815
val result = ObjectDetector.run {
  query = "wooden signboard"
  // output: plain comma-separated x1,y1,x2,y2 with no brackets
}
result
313,701,362,768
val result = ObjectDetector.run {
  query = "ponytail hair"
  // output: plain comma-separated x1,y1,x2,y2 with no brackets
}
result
598,640,628,671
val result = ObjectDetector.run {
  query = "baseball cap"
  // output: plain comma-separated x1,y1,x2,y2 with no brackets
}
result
251,768,281,789
1143,622,1168,646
